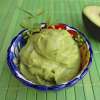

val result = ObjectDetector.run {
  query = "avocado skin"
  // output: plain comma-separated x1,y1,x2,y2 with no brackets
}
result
82,12,100,40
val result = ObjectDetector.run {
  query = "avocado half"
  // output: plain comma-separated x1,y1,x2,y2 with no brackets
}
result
82,5,100,40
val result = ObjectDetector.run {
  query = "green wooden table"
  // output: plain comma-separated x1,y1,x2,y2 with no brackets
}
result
0,0,100,100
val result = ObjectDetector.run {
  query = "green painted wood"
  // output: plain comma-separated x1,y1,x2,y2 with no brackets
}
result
0,0,23,75
0,67,11,100
0,0,24,99
0,0,100,100
56,89,66,100
66,87,75,100
83,73,95,100
89,59,100,100
46,91,56,100
16,85,27,100
5,76,19,100
0,0,13,24
26,88,36,100
0,0,16,51
36,91,46,100
93,54,100,80
75,81,85,100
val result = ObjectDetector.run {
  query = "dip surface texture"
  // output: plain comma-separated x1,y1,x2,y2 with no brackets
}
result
19,29,80,86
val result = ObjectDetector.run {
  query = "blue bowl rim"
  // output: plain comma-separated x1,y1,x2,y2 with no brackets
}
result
7,24,93,91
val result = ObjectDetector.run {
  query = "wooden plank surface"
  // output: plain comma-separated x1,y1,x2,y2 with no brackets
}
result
0,0,100,100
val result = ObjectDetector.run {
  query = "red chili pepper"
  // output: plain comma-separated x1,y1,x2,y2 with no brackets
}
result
67,30,77,37
55,24,66,29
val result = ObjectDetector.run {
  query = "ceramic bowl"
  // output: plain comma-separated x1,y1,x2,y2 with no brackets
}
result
7,23,93,91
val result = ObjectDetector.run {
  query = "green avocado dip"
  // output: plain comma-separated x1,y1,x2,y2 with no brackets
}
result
19,29,81,86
